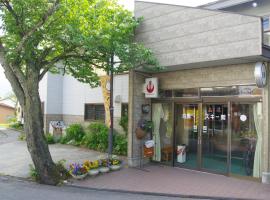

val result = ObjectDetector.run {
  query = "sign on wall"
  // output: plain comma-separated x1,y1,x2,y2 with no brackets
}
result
144,78,158,98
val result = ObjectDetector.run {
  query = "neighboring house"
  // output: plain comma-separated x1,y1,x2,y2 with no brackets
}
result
38,72,129,133
126,0,270,184
0,103,15,124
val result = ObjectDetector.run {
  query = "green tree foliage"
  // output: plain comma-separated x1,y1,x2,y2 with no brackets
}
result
0,0,159,184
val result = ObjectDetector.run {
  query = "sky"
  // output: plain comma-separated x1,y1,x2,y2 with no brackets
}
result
0,0,218,97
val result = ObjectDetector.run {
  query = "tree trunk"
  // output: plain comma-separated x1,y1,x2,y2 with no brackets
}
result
23,78,60,185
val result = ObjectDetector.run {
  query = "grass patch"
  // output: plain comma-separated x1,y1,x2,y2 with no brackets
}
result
0,124,9,128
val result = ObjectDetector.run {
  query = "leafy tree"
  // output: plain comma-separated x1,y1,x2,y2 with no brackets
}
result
0,0,159,185
69,0,160,155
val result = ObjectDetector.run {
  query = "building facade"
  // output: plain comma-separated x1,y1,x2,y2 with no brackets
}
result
35,0,270,183
127,0,270,183
39,72,129,133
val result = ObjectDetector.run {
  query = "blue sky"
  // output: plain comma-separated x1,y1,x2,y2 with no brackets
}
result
0,0,217,97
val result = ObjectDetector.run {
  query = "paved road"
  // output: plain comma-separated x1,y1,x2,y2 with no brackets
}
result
0,177,205,200
0,128,20,145
0,128,106,177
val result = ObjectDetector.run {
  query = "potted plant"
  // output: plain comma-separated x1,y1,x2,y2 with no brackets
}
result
99,159,110,173
141,120,153,133
136,120,154,140
109,157,122,171
84,160,99,176
69,163,88,179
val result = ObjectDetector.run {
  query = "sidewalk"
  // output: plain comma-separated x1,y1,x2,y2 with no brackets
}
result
71,165,270,200
0,128,105,178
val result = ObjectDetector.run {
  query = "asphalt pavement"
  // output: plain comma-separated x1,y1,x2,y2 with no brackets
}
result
0,177,206,200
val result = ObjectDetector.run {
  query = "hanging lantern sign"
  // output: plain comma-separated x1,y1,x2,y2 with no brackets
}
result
254,62,267,88
144,78,158,98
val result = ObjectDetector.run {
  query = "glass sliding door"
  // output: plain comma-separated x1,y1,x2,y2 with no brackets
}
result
152,103,174,165
175,104,199,169
230,102,262,177
201,104,228,173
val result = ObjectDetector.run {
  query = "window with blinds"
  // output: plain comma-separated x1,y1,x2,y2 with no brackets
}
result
84,104,105,121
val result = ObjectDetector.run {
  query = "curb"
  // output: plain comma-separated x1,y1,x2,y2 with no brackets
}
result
65,183,254,200
0,175,258,200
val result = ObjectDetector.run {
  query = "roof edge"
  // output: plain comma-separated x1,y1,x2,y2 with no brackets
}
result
135,0,261,19
200,0,254,10
0,103,15,109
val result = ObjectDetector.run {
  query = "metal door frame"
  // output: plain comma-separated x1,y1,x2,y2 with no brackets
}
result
151,96,261,177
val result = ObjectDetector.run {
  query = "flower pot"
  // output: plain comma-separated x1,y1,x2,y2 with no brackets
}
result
70,173,87,180
88,169,99,176
99,167,110,173
135,127,146,140
110,165,121,171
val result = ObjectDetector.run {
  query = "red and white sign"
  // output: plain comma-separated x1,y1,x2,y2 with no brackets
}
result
144,78,158,98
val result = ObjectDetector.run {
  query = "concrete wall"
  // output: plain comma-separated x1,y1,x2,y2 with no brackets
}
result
40,72,129,133
128,70,151,167
156,63,256,89
135,1,262,69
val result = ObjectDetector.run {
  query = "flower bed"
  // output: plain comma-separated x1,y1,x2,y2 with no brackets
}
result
69,157,123,180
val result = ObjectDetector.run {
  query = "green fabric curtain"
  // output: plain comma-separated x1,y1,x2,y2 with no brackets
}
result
253,102,262,178
152,103,164,162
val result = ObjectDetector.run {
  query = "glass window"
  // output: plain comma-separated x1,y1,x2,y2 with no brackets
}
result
159,90,173,98
200,86,262,97
152,103,173,164
84,104,105,121
230,103,262,177
174,88,198,97
121,103,128,117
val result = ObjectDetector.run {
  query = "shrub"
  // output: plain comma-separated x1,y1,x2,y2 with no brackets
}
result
84,122,109,152
83,122,127,155
45,134,55,144
29,160,70,182
18,133,26,141
29,164,38,181
119,115,128,136
9,121,23,131
113,134,128,156
61,124,85,145
56,159,70,180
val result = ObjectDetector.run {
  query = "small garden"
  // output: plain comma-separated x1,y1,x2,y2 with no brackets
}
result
69,156,122,180
50,122,128,156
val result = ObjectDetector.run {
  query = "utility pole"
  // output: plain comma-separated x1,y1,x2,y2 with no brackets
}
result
108,54,114,157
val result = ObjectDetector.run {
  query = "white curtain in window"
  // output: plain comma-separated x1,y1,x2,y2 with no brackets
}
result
253,102,262,178
152,103,164,161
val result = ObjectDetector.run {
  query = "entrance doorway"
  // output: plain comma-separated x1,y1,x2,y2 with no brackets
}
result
174,104,199,169
201,104,228,174
170,101,261,177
